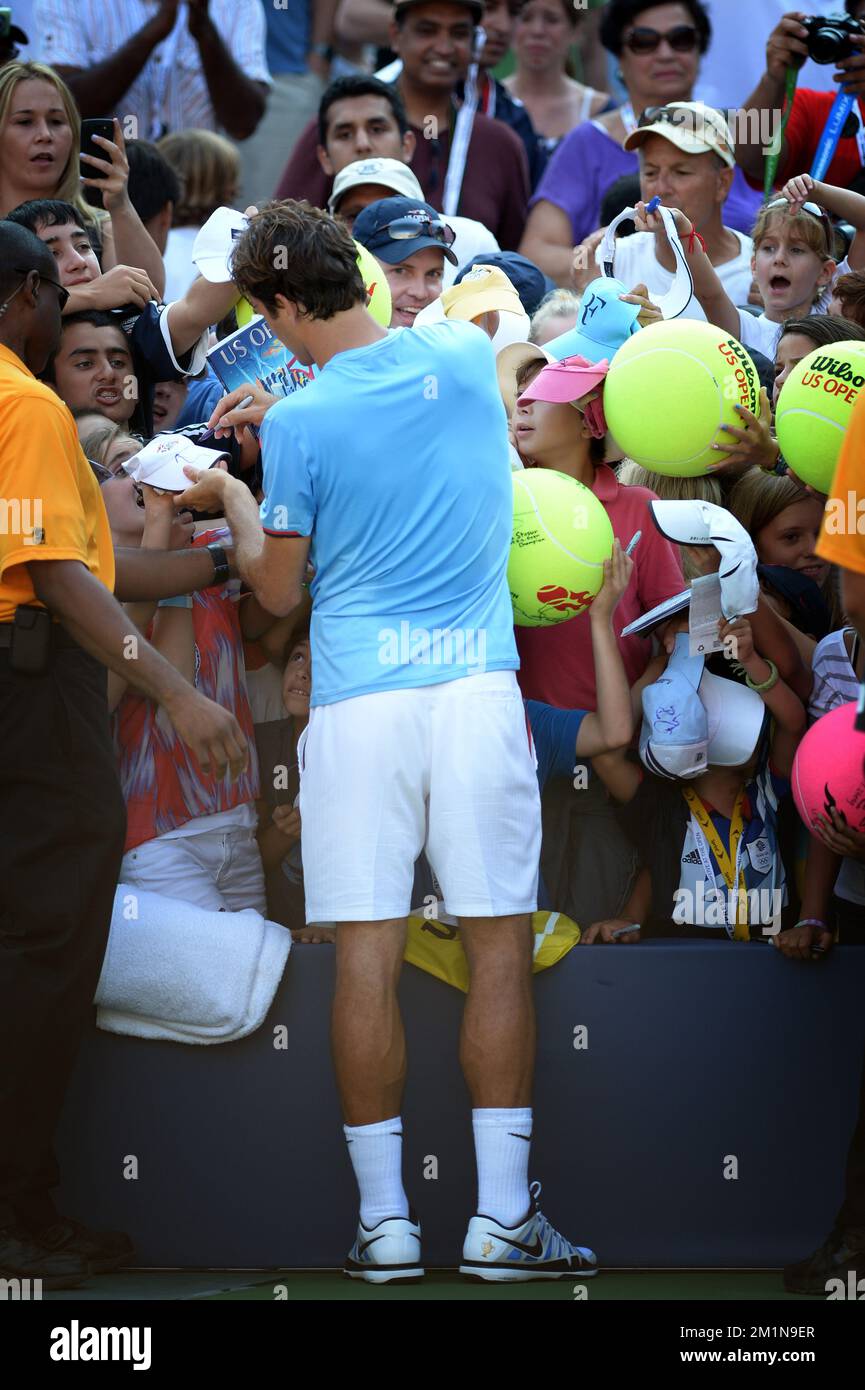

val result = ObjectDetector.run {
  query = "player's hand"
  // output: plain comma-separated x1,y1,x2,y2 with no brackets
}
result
590,539,634,622
620,282,662,328
764,12,810,81
711,387,780,472
813,806,865,860
571,227,606,293
205,383,280,440
163,688,248,779
273,804,301,843
86,264,158,311
175,464,233,513
581,919,641,944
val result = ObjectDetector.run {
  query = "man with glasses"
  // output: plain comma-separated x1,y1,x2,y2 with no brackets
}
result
0,221,247,1289
572,103,755,315
353,195,458,326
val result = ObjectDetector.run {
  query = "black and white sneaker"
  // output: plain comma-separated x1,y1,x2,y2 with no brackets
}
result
460,1181,598,1283
344,1211,424,1284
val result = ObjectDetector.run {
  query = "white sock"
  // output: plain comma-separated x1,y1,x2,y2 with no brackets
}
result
472,1107,533,1227
344,1116,409,1227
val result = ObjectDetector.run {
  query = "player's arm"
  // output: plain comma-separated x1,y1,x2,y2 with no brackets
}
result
574,543,635,756
177,469,310,616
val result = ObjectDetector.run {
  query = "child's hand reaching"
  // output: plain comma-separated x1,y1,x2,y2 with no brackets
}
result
711,387,780,473
590,538,634,623
780,173,817,212
718,616,755,666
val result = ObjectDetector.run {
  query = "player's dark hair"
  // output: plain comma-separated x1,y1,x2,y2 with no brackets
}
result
600,0,711,55
318,75,409,146
231,200,367,320
125,140,182,223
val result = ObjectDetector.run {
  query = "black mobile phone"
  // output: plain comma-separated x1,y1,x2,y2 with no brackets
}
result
10,605,52,676
0,10,12,41
80,118,114,209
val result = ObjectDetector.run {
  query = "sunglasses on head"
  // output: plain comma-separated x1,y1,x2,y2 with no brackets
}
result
623,24,699,54
372,215,456,247
765,197,834,255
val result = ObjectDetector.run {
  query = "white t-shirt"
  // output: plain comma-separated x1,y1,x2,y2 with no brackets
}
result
737,256,851,359
601,229,754,321
695,1,844,109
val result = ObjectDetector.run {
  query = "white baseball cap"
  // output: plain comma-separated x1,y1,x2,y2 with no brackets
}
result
126,434,226,491
191,206,249,283
650,500,759,619
328,158,423,214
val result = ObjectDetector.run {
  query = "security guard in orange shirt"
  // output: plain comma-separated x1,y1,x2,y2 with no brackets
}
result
0,222,248,1288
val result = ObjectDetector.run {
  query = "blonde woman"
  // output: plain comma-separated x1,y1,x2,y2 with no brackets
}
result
0,61,165,296
157,130,240,301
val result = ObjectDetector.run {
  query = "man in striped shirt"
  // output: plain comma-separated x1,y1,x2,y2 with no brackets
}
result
35,0,271,141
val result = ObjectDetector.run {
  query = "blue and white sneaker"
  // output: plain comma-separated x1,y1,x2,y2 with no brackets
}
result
460,1181,598,1282
343,1211,424,1284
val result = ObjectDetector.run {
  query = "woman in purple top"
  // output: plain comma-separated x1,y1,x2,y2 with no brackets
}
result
520,0,762,285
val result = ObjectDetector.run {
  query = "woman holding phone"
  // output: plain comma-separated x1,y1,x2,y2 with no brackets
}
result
0,60,165,296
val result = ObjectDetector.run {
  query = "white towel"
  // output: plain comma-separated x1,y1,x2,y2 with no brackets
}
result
95,886,291,1045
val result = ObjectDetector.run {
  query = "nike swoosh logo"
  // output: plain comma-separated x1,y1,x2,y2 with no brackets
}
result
507,1132,531,1142
357,1235,385,1256
493,1232,545,1258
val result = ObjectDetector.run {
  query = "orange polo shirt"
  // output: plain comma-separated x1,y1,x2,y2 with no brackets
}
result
0,341,114,624
817,388,865,577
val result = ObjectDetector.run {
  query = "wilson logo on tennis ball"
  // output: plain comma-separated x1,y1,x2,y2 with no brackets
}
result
717,338,758,409
776,340,865,492
809,356,865,387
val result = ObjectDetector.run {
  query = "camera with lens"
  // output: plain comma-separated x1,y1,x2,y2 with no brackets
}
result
799,12,864,66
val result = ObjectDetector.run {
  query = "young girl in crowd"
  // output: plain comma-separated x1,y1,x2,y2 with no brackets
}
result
594,612,806,942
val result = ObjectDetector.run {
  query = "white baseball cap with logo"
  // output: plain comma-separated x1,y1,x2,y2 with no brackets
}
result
328,158,424,214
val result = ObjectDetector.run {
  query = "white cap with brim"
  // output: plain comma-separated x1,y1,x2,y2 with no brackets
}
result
650,500,759,619
192,206,249,283
598,205,694,320
127,434,225,491
701,668,767,766
328,158,424,214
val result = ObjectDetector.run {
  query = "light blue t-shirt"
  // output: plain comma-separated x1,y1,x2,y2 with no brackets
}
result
259,321,519,706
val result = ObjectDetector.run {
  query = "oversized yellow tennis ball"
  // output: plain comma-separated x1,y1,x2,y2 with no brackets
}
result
604,319,760,476
354,240,392,328
509,469,614,626
775,340,865,494
235,296,255,327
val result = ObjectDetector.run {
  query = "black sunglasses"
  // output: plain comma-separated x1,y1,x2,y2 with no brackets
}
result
371,215,456,247
14,267,70,311
623,25,700,54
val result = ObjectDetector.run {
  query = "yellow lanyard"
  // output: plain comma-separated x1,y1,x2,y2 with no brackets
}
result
682,788,750,940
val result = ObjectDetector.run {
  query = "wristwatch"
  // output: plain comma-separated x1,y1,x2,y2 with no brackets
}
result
206,542,231,586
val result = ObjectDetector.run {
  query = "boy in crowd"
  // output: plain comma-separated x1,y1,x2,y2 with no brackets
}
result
5,199,239,432
354,195,457,327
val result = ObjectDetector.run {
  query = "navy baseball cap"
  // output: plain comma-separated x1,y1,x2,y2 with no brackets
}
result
352,196,458,266
455,252,553,316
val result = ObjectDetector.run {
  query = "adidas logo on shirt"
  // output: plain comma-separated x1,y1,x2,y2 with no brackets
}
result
681,849,702,866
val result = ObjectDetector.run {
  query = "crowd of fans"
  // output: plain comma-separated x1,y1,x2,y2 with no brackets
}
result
2,0,865,1291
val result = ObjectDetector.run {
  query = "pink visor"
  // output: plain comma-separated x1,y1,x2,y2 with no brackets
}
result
517,355,610,438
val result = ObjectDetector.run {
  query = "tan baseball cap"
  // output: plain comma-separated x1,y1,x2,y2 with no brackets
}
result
623,102,736,169
441,265,524,322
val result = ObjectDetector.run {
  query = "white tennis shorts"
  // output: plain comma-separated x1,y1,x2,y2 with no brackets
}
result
298,670,541,922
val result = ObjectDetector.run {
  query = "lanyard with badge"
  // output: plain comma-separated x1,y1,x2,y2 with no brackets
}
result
682,787,749,940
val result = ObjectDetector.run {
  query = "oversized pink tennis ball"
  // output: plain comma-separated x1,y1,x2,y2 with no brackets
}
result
792,702,865,836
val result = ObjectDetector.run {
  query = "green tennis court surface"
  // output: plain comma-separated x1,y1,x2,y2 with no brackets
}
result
42,1270,821,1301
